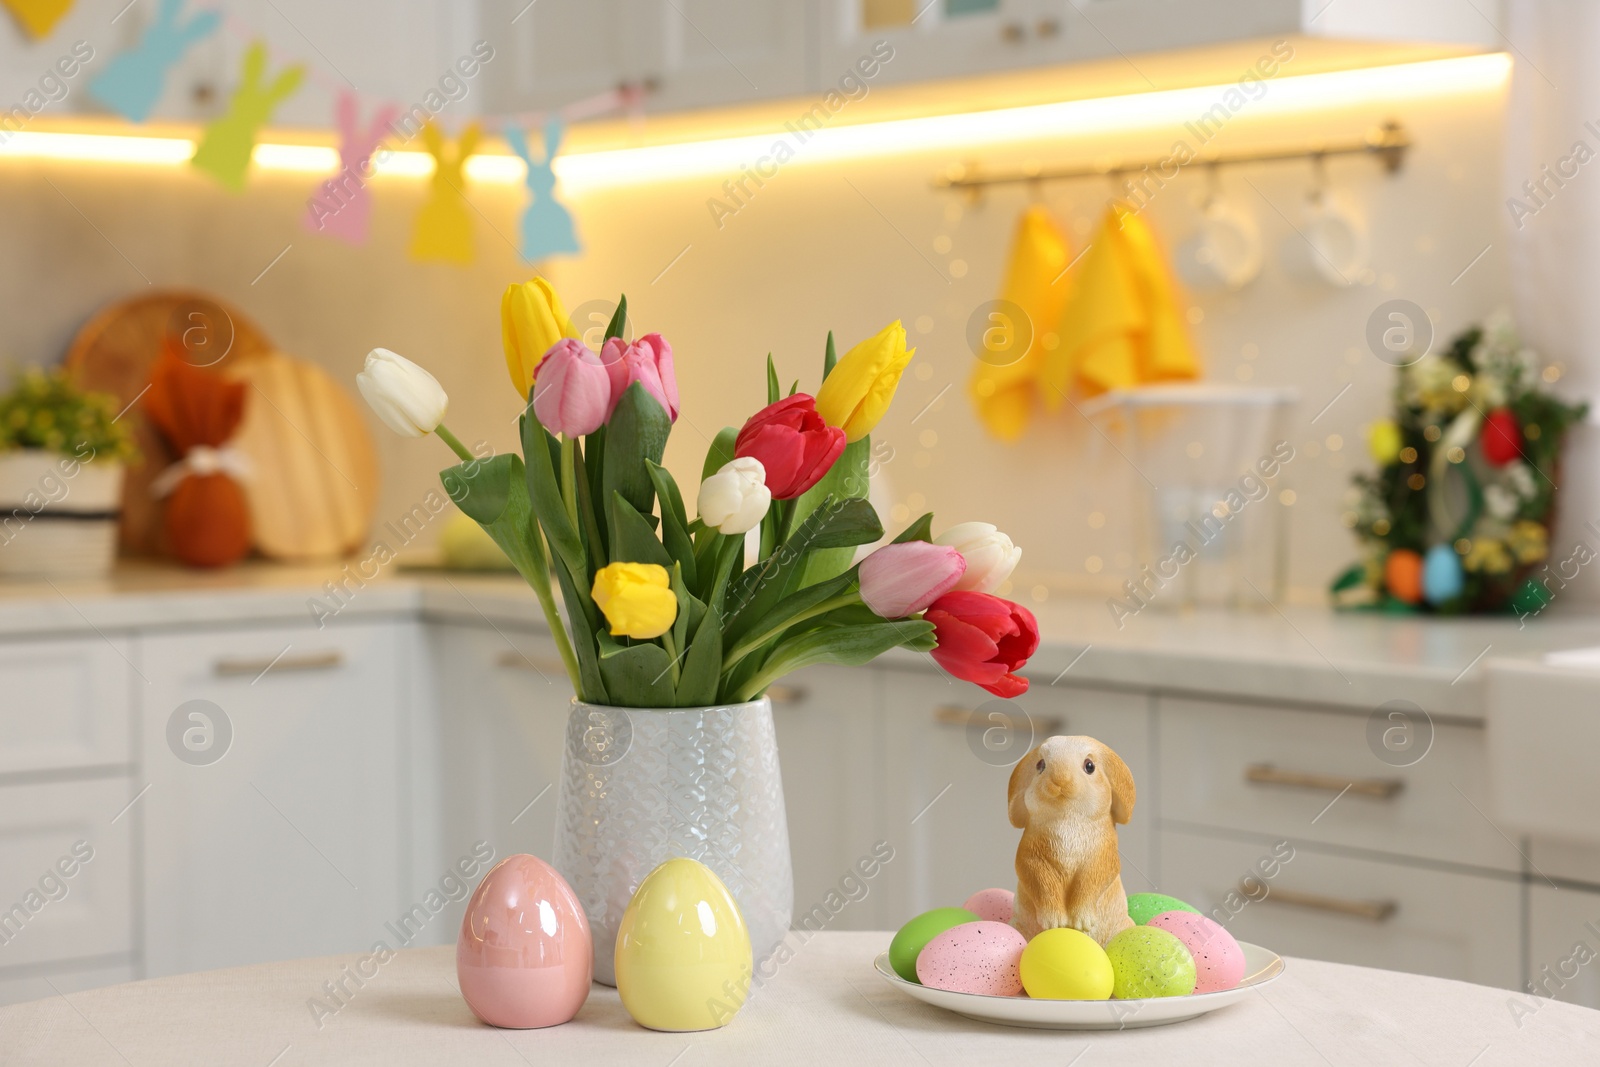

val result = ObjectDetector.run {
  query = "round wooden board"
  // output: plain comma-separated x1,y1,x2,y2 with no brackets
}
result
225,352,379,561
64,291,274,558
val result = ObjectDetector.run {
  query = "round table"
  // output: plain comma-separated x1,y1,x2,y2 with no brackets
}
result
2,932,1595,1065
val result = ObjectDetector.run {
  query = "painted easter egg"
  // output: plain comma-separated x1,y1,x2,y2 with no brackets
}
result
1126,892,1200,926
962,888,1015,924
1385,549,1424,605
1422,544,1464,605
614,858,752,1032
1105,926,1196,999
1482,409,1523,466
1018,927,1114,1000
1146,911,1245,993
915,920,1027,996
888,907,979,983
457,854,592,1029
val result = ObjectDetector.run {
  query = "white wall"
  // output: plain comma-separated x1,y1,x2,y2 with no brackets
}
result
0,53,1522,608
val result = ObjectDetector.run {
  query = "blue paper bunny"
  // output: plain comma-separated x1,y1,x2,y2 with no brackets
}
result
505,118,581,262
90,0,221,123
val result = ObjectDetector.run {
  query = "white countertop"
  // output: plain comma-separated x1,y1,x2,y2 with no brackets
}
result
1,933,1594,1065
5,561,1600,716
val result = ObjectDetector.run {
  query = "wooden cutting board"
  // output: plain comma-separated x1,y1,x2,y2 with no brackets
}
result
65,291,274,557
225,352,379,561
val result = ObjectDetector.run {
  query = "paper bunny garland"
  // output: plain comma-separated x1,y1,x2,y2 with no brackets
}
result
304,90,399,244
504,118,581,262
408,122,481,264
192,41,305,191
2,0,75,39
88,0,220,122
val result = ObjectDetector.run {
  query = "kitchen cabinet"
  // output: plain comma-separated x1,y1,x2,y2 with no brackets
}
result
137,619,411,977
1528,885,1600,1011
878,669,1153,919
0,635,132,778
478,0,649,117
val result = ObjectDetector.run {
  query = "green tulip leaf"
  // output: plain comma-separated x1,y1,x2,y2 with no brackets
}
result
722,496,878,638
604,382,671,520
823,330,838,379
521,409,584,582
604,295,628,341
722,567,858,663
596,631,676,707
891,512,935,544
766,353,780,406
700,426,738,483
676,607,723,707
790,434,872,587
610,492,672,568
736,620,935,702
646,460,698,590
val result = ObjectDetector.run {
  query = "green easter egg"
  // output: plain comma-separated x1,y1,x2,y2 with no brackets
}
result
889,908,979,982
1126,892,1200,926
1106,926,1197,999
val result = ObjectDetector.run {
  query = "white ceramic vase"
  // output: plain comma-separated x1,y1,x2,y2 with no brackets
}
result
553,697,794,987
0,450,122,578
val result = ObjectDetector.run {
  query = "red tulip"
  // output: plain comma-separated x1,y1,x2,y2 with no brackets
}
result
1482,408,1523,466
925,591,1039,698
733,394,846,500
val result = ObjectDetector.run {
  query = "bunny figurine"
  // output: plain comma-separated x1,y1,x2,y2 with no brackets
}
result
304,90,398,244
408,122,481,264
191,41,304,192
505,117,580,262
1009,735,1137,945
89,0,221,123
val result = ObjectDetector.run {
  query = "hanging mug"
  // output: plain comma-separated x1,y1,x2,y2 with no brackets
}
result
1177,195,1263,291
1280,193,1368,288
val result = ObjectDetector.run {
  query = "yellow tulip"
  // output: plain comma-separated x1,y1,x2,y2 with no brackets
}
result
816,320,915,443
591,562,678,639
501,278,577,399
1368,419,1402,466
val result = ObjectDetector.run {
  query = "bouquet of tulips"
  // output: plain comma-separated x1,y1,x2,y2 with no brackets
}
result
356,280,1040,708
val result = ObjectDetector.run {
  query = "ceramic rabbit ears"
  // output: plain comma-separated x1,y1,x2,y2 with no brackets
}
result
421,121,483,162
504,118,565,172
237,41,304,103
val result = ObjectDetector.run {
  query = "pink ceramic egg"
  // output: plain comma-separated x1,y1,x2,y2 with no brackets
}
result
457,854,592,1028
914,920,1027,996
963,887,1015,924
1147,910,1245,993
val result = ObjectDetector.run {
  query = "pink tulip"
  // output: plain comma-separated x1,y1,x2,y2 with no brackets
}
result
859,541,966,619
533,339,612,437
602,333,679,422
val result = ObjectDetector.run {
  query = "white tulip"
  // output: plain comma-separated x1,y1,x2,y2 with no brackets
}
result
698,457,771,535
357,348,448,437
935,521,1021,593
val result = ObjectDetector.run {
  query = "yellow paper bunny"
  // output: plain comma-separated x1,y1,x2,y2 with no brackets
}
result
191,42,304,192
409,122,481,264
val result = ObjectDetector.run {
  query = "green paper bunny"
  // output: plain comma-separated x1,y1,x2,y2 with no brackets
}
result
192,41,304,192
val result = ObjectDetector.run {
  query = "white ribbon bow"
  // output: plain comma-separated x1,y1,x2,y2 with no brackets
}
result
149,445,253,499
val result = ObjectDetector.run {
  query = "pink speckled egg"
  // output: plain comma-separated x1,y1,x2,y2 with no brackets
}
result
457,854,592,1028
914,920,1027,996
962,887,1015,924
1147,910,1245,994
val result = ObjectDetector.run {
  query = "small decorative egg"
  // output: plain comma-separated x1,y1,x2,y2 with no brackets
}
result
962,888,1015,924
1422,544,1464,605
1105,926,1196,999
456,854,592,1029
614,858,751,1032
1385,549,1424,605
915,921,1027,996
1146,911,1245,993
888,907,979,983
1125,892,1200,926
1018,927,1114,1000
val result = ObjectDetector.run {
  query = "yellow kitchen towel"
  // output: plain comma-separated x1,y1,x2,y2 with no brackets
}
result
1042,202,1200,404
968,205,1072,441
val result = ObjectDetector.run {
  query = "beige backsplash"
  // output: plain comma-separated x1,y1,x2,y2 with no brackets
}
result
3,68,1551,610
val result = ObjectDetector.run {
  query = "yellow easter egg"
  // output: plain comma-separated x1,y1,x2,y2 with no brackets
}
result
614,858,752,1031
1019,928,1115,1000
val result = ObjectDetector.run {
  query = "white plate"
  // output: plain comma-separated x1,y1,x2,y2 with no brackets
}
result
872,941,1284,1030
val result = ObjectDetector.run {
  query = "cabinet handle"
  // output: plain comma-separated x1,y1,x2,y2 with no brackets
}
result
933,705,1065,735
766,684,807,706
1245,882,1398,923
1000,21,1025,42
1035,18,1060,37
213,650,343,677
496,650,573,678
1244,764,1404,799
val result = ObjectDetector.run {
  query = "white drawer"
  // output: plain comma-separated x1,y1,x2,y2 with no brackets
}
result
0,636,132,776
0,779,134,970
1158,695,1519,872
1159,829,1521,990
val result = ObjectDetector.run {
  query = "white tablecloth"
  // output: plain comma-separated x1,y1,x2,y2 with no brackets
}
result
1,933,1595,1065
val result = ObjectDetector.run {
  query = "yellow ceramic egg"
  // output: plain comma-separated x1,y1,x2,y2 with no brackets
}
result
614,858,752,1032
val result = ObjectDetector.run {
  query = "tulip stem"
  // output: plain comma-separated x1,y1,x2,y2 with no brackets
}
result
661,628,681,690
559,436,580,533
720,591,860,673
435,424,475,463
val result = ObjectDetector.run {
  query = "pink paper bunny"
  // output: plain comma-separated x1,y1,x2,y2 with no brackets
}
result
305,90,399,244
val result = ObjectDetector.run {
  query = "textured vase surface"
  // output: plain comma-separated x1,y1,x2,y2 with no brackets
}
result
553,697,793,987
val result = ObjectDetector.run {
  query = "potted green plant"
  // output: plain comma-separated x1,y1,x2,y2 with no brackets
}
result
0,368,135,578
